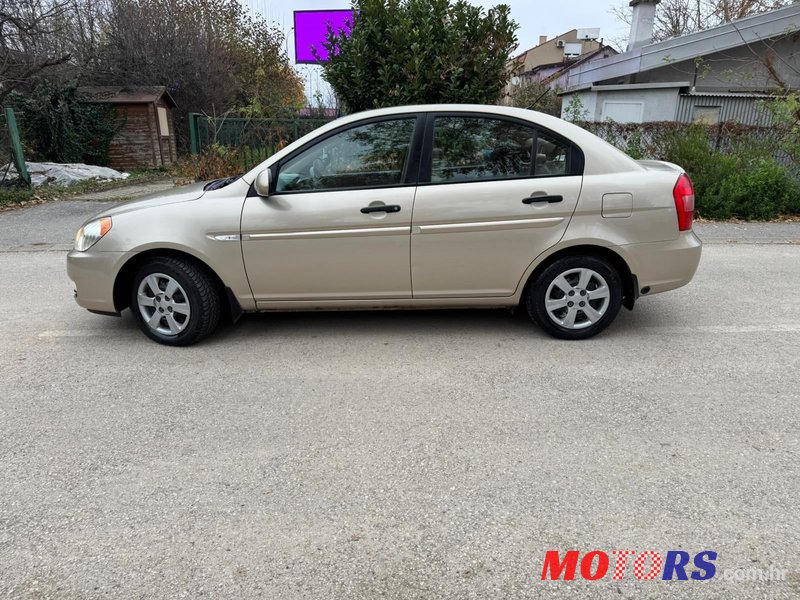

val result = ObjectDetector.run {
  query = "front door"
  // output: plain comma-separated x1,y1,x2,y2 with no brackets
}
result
241,116,420,304
411,114,583,297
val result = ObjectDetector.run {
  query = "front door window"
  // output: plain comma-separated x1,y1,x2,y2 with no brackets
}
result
277,119,417,192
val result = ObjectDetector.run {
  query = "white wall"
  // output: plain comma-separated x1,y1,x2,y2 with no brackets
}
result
561,87,681,123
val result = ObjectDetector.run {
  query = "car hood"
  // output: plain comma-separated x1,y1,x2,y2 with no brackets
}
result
96,181,208,219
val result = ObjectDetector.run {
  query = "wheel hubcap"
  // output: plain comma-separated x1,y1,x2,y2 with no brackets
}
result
545,267,610,330
137,273,191,336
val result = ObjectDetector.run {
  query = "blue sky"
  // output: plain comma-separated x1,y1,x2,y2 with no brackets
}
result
245,0,631,101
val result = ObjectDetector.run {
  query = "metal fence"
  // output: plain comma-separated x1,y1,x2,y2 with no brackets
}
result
581,120,797,174
188,113,333,171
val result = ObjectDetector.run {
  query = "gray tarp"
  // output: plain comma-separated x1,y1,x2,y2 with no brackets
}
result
1,162,129,187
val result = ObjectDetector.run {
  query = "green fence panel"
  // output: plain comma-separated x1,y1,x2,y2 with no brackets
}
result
192,115,332,161
188,113,200,155
4,107,29,186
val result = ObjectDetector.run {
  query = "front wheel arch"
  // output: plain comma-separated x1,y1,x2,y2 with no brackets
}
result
113,249,236,316
520,245,637,311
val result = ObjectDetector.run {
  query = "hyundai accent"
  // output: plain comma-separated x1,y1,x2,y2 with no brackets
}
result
67,105,702,345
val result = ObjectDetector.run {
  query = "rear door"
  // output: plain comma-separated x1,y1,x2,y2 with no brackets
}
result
410,113,583,298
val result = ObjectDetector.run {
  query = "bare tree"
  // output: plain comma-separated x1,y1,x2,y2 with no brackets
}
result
611,0,795,44
0,0,72,103
85,0,304,116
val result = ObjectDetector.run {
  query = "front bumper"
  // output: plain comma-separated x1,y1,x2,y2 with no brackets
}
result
618,230,702,295
66,250,127,314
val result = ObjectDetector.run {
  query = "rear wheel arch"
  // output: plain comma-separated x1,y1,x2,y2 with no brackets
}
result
520,245,637,310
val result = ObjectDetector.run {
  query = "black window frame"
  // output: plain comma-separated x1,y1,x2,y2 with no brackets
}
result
268,114,426,196
417,112,584,185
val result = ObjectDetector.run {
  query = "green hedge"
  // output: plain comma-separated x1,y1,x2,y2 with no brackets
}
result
9,82,120,166
659,124,800,220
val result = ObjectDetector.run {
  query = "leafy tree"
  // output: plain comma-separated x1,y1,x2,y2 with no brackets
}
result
319,0,518,113
92,0,305,118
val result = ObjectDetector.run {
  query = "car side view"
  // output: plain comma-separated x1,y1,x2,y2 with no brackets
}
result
67,104,702,345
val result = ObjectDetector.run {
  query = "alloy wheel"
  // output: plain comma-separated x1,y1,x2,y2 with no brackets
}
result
544,267,611,330
136,273,191,336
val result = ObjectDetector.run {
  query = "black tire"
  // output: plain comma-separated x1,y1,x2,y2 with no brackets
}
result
130,256,221,346
526,255,623,340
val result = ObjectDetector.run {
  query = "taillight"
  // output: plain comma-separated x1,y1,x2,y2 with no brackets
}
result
673,173,695,231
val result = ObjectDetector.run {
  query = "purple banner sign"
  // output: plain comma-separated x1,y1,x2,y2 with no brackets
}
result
294,9,355,64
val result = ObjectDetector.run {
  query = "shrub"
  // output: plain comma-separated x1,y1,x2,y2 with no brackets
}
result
173,144,243,181
507,80,563,117
727,160,800,220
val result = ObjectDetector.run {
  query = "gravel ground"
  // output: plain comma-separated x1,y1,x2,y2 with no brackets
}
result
0,202,798,599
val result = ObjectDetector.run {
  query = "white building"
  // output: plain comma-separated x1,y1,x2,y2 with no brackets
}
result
559,1,800,125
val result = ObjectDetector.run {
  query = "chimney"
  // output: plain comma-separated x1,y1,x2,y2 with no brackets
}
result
539,35,548,46
627,0,660,51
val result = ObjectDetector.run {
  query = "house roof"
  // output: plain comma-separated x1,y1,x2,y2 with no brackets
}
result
565,4,800,90
76,86,177,107
537,46,618,84
558,81,691,94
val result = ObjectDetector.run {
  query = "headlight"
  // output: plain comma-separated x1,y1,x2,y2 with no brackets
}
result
74,217,112,251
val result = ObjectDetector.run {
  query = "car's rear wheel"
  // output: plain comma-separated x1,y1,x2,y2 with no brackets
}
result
527,255,622,340
130,257,221,346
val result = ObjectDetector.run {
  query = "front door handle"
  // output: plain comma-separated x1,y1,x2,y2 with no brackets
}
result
522,195,563,204
361,204,401,214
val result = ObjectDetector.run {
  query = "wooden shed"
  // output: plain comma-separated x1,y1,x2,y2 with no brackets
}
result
77,86,178,170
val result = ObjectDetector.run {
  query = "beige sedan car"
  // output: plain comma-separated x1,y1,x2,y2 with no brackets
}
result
67,105,701,345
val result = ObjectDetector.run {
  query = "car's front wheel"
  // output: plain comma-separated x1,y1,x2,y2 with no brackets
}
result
527,255,622,340
130,256,221,346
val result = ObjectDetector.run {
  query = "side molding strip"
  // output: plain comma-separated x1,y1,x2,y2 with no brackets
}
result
415,217,564,234
245,226,410,240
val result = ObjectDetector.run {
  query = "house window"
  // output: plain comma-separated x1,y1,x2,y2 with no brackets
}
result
157,107,170,137
600,101,644,124
693,106,721,125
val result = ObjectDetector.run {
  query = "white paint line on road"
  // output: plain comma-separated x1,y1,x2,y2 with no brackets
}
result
695,324,800,333
0,244,72,253
641,324,800,334
38,330,105,338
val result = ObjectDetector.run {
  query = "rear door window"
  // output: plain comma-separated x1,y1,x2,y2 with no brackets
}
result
429,116,576,183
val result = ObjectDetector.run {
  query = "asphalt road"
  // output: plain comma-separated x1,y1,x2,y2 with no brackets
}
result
1,200,799,599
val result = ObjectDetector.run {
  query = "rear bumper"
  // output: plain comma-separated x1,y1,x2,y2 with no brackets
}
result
66,250,127,314
618,231,702,295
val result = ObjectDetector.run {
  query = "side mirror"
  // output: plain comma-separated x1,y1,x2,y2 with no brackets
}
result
254,169,271,197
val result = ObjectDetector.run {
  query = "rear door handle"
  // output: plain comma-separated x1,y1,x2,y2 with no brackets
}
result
522,195,563,204
361,204,401,214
